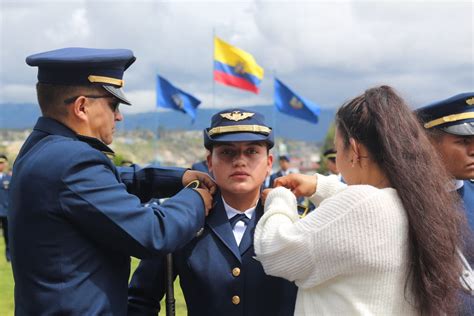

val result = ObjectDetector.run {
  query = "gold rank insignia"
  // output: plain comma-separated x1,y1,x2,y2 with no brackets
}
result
220,111,255,121
466,97,474,106
290,96,303,109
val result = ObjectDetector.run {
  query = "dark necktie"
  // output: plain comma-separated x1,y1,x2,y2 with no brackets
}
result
229,213,250,229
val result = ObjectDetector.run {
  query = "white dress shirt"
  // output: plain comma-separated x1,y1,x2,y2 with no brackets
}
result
222,197,256,246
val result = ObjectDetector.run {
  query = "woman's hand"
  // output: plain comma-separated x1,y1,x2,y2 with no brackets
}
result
273,173,317,197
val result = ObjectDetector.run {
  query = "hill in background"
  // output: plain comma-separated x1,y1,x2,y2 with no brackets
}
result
0,104,335,143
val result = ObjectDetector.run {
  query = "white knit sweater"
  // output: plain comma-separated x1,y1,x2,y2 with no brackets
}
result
254,174,418,315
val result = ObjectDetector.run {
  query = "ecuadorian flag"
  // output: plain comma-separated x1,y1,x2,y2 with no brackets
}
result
214,37,264,94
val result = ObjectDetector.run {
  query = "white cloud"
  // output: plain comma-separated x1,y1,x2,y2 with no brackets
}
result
0,0,472,111
0,84,37,104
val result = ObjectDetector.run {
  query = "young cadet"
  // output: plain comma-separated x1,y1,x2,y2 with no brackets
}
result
416,92,474,314
416,92,474,233
9,47,215,315
128,109,297,316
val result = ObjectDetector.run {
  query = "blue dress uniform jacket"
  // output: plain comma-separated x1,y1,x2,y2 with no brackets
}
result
459,180,474,235
0,173,10,217
9,117,206,316
128,194,297,316
459,180,474,315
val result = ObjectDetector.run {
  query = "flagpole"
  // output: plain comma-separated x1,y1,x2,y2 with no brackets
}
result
272,69,278,157
155,75,160,164
212,27,216,108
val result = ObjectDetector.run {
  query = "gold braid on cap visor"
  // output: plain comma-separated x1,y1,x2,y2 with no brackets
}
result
208,125,271,136
88,75,124,87
424,112,474,129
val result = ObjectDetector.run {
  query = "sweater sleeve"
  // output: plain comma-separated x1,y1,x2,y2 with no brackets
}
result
255,185,390,289
309,173,347,206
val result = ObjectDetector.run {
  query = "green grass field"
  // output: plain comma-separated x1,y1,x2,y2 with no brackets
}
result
0,233,187,315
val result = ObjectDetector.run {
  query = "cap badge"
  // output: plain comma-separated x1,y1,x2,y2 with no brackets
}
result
220,111,255,121
466,97,474,106
290,96,303,109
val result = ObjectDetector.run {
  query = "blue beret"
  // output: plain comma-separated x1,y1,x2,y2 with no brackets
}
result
416,92,474,136
204,108,274,149
26,47,136,105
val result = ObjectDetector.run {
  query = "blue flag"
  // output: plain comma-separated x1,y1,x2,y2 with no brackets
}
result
274,78,321,124
156,75,201,122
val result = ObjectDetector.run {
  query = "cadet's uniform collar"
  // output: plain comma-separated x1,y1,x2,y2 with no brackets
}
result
454,179,464,191
34,116,115,158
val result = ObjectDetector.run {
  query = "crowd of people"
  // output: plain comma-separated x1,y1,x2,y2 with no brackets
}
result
0,46,472,315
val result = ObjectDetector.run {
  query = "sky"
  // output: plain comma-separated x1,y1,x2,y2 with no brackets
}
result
0,0,473,116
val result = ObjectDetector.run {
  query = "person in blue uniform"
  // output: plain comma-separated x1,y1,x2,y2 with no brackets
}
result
416,92,474,233
128,109,297,316
8,47,216,315
268,155,291,188
0,154,11,262
416,92,474,314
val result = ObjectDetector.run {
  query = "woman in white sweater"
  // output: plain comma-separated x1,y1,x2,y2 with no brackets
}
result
254,86,464,315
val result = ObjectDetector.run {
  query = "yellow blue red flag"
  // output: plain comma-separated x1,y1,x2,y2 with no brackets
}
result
214,36,264,94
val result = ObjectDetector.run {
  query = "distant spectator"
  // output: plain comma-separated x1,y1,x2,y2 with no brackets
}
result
322,148,338,175
0,154,11,262
268,155,291,188
323,148,344,183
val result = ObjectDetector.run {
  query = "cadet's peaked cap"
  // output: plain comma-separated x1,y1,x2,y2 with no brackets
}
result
26,47,136,105
204,108,274,149
416,92,474,136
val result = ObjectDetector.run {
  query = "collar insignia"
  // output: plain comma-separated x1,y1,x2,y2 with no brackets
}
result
220,111,255,121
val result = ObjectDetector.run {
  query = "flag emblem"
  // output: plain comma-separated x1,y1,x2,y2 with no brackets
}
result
290,96,303,109
172,94,184,109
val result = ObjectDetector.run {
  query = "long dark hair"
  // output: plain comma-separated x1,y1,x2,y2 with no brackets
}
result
335,85,463,315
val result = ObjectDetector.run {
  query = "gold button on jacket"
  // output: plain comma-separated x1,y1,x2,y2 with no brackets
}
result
232,267,240,277
232,295,240,305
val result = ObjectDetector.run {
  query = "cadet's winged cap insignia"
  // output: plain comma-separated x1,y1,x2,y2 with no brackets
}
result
220,111,255,121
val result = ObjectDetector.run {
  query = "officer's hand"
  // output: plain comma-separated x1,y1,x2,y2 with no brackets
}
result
182,170,217,195
273,173,317,197
194,188,213,216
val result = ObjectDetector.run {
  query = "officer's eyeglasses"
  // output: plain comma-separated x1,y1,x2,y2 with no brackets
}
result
63,95,120,113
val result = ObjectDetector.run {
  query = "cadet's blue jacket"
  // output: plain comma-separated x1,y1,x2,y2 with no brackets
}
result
459,180,474,314
9,117,205,315
459,180,474,234
128,194,297,316
0,172,10,217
